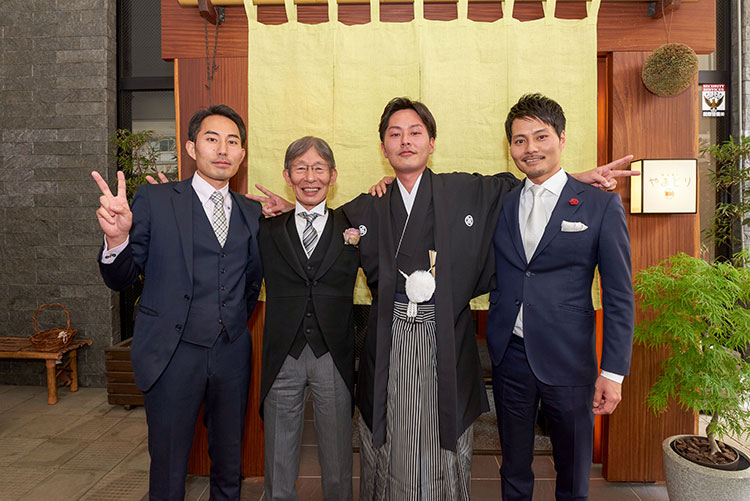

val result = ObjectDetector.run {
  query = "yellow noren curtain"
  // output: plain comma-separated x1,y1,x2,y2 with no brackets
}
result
245,0,601,305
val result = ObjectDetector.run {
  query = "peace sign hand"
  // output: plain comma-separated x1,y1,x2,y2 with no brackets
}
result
245,184,294,217
92,170,132,248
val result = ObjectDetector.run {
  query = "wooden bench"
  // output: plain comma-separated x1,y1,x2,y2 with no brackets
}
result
0,337,92,404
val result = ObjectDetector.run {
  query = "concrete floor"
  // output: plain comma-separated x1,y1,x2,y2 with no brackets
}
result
0,384,674,500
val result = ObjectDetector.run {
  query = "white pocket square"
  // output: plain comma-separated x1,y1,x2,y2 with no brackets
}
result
561,220,588,232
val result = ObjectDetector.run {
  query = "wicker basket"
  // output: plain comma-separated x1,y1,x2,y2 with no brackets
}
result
30,303,77,352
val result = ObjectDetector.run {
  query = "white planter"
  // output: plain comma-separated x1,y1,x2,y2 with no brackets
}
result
662,435,750,501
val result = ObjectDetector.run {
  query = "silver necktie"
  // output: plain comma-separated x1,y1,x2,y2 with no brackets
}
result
210,191,228,247
523,184,546,262
298,212,321,257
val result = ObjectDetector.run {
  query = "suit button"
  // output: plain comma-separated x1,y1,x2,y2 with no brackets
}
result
307,265,313,271
219,319,223,324
222,302,226,307
175,324,182,331
525,271,532,277
306,328,311,333
184,295,190,300
221,253,226,258
306,312,312,318
221,269,226,274
305,281,311,287
312,281,319,286
221,286,225,291
515,300,521,306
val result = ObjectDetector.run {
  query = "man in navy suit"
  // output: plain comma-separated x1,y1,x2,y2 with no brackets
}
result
486,94,634,500
93,105,263,500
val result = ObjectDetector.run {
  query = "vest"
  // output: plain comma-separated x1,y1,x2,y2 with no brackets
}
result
287,213,333,358
182,192,251,347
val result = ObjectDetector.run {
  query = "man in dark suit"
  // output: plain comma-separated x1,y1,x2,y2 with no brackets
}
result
486,94,634,500
258,137,359,500
92,105,263,500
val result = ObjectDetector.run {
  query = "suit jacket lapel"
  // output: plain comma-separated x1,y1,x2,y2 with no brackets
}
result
230,190,257,231
315,209,347,280
271,211,307,281
502,185,526,265
531,174,584,261
172,178,194,284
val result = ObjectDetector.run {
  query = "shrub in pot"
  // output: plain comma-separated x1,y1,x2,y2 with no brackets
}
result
634,252,750,499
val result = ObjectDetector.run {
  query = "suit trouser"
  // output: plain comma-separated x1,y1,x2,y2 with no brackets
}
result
263,344,353,501
142,330,251,501
492,336,595,501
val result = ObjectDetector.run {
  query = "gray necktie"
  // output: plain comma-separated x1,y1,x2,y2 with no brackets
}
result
298,212,321,257
523,184,546,262
210,191,228,247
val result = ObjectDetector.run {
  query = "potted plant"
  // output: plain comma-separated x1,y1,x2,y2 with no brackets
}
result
635,252,750,498
104,129,176,407
110,128,165,201
633,135,750,499
701,135,750,258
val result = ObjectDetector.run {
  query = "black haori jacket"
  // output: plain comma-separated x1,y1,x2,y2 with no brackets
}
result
343,168,520,451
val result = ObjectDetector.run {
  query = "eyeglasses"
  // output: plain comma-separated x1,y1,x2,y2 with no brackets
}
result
290,162,329,174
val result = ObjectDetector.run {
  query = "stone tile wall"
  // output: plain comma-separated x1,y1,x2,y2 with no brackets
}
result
0,0,120,386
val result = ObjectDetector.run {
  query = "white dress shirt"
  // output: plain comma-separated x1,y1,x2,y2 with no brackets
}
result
294,200,328,256
100,174,232,264
512,168,622,384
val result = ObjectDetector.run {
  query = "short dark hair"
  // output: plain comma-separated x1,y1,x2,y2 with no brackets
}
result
505,93,565,142
284,136,336,172
188,104,247,146
378,97,437,142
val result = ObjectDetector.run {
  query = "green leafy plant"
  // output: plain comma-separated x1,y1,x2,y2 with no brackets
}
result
701,135,750,254
110,129,174,202
634,251,750,454
109,129,178,327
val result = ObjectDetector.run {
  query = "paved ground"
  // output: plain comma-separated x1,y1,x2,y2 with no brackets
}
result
0,384,678,500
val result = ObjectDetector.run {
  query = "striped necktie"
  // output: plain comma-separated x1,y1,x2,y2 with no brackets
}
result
209,191,228,247
298,212,321,257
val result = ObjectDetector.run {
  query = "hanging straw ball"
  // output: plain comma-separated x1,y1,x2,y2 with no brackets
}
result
642,43,699,97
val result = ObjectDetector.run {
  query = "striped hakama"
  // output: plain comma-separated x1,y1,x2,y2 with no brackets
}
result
359,301,473,500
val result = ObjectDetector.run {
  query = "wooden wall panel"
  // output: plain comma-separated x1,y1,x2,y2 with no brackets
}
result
163,1,250,59
175,57,249,192
602,51,699,482
188,303,266,476
243,303,266,475
162,0,715,59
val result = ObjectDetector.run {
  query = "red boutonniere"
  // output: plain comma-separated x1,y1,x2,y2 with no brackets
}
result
569,198,579,206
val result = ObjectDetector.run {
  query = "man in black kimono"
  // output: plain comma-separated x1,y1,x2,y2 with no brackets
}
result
341,98,519,498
